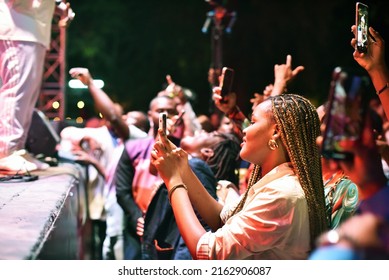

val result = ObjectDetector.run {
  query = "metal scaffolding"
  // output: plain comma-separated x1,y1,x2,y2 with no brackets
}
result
37,12,67,120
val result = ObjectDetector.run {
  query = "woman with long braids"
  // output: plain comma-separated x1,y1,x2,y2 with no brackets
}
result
151,93,328,259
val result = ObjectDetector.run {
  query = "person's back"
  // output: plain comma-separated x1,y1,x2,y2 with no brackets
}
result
0,0,55,49
102,110,149,260
115,95,178,259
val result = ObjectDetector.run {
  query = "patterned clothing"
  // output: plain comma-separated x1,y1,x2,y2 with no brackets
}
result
323,171,359,229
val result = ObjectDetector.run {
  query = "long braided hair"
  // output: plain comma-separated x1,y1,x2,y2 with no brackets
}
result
229,94,328,245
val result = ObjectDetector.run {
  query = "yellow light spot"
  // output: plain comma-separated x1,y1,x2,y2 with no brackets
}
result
52,101,60,109
77,101,85,109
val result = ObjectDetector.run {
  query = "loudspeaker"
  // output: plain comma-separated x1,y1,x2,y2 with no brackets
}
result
26,109,60,157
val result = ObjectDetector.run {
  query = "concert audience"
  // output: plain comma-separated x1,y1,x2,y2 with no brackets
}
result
151,93,328,259
60,67,149,259
309,24,389,260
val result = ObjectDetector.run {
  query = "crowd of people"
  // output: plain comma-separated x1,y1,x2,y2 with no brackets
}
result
0,1,388,261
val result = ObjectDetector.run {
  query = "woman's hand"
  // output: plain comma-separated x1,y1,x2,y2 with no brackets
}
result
69,67,93,86
351,25,386,73
151,128,189,188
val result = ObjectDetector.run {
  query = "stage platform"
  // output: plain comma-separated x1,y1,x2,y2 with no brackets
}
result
0,163,89,260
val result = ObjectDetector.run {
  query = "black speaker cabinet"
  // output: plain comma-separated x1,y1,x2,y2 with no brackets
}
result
26,109,60,157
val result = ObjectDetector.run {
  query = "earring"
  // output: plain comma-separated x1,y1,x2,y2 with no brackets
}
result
268,139,279,150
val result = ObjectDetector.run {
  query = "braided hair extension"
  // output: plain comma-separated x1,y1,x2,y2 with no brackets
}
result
271,94,328,244
206,132,241,185
226,94,327,245
228,164,262,218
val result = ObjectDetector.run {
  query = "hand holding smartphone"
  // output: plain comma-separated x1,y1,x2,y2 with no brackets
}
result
219,67,234,103
356,2,369,53
321,67,371,160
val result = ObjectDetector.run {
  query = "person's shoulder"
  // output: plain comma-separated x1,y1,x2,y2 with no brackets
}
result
123,136,154,157
258,170,304,198
188,157,207,168
128,124,148,140
125,135,153,146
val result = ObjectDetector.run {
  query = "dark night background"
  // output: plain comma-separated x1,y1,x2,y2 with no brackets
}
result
64,0,389,119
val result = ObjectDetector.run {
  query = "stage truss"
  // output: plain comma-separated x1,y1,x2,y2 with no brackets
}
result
38,12,67,120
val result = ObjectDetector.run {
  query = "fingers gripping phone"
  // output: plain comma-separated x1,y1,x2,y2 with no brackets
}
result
321,67,370,160
219,67,234,103
159,112,167,135
356,2,369,53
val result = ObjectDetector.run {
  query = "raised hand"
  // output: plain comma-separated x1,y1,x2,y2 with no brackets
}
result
69,67,93,86
151,128,188,188
212,86,237,114
351,25,387,73
57,1,75,28
272,54,305,96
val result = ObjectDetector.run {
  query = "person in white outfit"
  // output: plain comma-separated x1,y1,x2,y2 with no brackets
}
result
0,0,73,173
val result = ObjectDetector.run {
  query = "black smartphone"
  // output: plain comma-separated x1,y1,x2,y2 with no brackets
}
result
219,67,234,103
321,67,371,160
356,2,369,53
159,112,167,135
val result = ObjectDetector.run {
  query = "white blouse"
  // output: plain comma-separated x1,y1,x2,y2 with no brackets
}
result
197,162,311,260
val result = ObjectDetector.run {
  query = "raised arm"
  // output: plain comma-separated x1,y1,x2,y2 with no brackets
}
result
351,25,389,119
55,0,75,28
69,67,130,141
212,89,249,140
271,54,305,96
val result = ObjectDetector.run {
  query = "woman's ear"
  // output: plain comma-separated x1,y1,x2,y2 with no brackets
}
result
200,148,214,160
272,125,281,139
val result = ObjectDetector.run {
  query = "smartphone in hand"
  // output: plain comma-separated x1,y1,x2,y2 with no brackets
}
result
219,67,234,103
356,2,369,53
321,67,371,160
159,112,167,135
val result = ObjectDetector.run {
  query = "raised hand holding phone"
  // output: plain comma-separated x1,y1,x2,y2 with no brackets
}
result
219,67,234,104
321,67,370,160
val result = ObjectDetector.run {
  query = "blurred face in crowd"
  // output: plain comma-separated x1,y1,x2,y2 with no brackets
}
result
148,96,177,135
124,111,150,133
180,130,223,159
217,116,234,134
